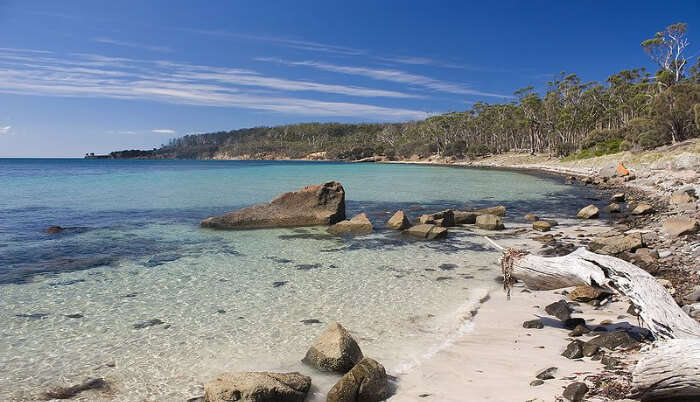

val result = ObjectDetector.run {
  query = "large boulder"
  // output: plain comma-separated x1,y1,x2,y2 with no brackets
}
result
475,214,504,230
203,372,311,402
454,211,479,224
386,211,410,230
576,205,599,219
589,232,644,255
403,224,448,240
201,181,345,229
326,358,389,402
418,210,455,227
662,217,699,237
328,213,373,236
303,322,363,373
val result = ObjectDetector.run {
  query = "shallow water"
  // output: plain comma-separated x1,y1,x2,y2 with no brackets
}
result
0,159,596,401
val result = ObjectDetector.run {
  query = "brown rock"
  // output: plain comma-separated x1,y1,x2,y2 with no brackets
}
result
203,372,311,402
201,181,345,229
662,216,699,237
589,232,644,255
328,213,373,236
569,286,603,303
454,210,479,224
606,203,621,213
532,221,552,232
631,203,654,215
386,210,410,230
326,358,388,402
524,213,539,221
475,214,504,230
577,205,599,219
45,225,64,234
471,205,506,216
303,322,363,373
611,193,625,202
403,224,448,240
670,188,697,205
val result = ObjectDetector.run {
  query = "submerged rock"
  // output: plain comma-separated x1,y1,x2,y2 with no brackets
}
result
606,203,621,213
577,205,599,219
403,224,448,240
326,358,389,402
470,205,506,217
303,322,363,373
201,181,345,229
45,225,64,234
133,319,165,329
328,213,373,236
475,214,504,230
611,193,626,202
386,210,411,230
40,378,109,400
203,372,311,402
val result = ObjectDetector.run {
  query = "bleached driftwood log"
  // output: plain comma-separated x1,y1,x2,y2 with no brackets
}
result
486,241,700,401
630,339,700,400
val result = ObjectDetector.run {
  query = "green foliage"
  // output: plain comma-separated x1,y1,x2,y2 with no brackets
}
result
563,138,624,160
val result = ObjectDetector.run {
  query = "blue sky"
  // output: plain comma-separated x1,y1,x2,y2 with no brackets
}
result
0,1,697,157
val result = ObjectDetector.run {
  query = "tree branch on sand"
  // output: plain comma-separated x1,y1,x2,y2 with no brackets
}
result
485,237,700,400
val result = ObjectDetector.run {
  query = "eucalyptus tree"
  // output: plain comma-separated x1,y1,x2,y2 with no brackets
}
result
642,23,690,83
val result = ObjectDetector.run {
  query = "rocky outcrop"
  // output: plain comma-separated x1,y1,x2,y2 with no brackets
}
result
303,322,363,373
454,211,478,224
203,372,311,402
662,217,699,237
328,213,373,236
589,231,644,255
326,358,389,402
418,210,455,227
201,182,345,229
386,211,410,230
475,214,504,230
576,204,599,219
403,224,448,240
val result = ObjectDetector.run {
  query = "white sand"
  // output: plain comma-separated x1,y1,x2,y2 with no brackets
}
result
390,287,633,402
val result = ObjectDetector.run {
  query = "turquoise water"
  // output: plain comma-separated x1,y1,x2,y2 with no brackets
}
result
0,159,595,401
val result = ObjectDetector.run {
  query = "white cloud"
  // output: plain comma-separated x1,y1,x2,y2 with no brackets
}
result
152,129,175,134
0,125,11,134
257,58,509,98
94,37,171,53
0,49,428,120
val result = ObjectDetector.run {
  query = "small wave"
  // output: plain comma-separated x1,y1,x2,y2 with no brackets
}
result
392,287,491,375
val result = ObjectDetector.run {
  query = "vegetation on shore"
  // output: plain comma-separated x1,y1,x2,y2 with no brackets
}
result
110,23,700,161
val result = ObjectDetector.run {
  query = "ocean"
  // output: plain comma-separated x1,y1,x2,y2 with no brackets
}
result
0,159,596,401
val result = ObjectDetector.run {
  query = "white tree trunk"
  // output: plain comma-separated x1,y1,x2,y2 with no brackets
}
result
491,243,700,400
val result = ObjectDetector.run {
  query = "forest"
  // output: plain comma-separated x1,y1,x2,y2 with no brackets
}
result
125,23,700,161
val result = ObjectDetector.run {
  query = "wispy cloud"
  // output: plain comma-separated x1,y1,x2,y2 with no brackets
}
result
0,125,11,134
152,129,175,134
94,37,172,53
0,49,427,120
258,58,509,98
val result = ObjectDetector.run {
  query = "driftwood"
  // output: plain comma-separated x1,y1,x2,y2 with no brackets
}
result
486,239,700,401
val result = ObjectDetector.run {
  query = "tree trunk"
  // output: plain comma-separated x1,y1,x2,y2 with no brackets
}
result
492,244,700,400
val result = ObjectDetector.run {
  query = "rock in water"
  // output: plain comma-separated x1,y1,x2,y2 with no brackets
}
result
532,221,552,232
328,213,373,236
45,225,64,234
563,382,589,401
454,210,478,224
577,204,599,219
403,224,448,240
203,372,311,402
606,203,621,213
201,181,345,229
40,378,109,400
611,193,625,202
470,205,506,216
386,210,410,230
475,214,504,230
327,358,388,402
524,213,538,221
303,322,363,373
662,217,699,238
